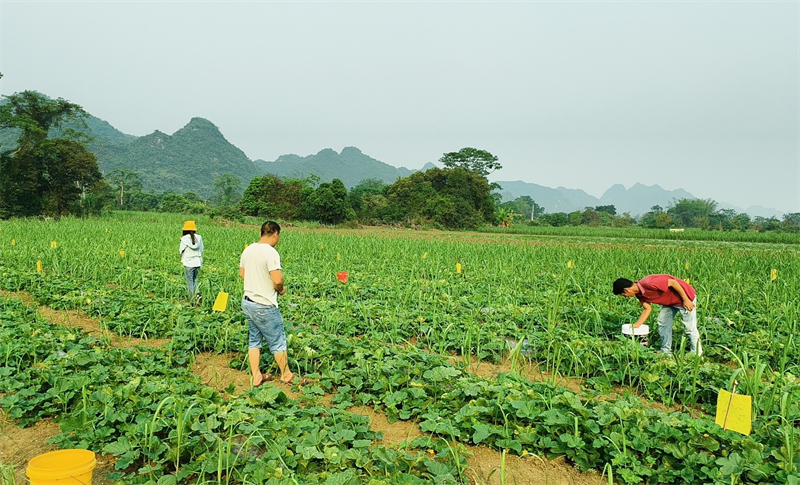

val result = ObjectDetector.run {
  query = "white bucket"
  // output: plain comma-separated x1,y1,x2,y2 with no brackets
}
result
621,324,649,346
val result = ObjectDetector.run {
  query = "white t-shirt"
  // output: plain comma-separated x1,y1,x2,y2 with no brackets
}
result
239,242,282,307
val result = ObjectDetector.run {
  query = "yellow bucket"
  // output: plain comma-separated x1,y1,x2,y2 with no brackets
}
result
26,449,97,485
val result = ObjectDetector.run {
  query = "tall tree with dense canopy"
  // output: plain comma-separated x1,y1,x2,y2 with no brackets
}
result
386,167,496,229
307,179,351,224
438,148,502,177
238,174,310,220
0,90,101,218
667,198,717,228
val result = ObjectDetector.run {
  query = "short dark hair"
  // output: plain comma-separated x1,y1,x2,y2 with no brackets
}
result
261,221,281,237
613,278,634,295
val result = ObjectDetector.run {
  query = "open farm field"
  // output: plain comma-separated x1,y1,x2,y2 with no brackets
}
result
0,212,798,485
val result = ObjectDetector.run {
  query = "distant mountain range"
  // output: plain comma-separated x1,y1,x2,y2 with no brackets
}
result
0,96,785,217
1,107,422,198
496,180,783,218
254,148,435,188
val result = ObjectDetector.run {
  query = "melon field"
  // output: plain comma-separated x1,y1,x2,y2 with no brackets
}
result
0,212,798,485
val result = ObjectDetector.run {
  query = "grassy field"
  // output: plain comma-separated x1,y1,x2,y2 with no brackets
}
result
0,212,798,485
478,223,799,245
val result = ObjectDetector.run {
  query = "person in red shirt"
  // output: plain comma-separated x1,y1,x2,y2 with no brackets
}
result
613,274,702,356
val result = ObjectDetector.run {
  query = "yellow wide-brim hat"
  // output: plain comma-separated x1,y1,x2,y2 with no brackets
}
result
182,220,197,231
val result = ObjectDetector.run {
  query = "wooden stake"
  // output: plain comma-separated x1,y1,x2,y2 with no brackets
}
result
722,380,738,431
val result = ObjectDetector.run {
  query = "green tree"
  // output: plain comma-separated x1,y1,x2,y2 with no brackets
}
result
183,192,204,204
496,207,521,228
349,178,388,222
782,213,800,233
581,209,601,226
612,212,633,228
709,208,738,231
0,90,101,218
160,193,189,213
595,205,617,216
667,198,717,227
212,173,242,207
733,213,751,231
182,191,207,214
239,174,309,220
640,210,674,229
655,213,674,228
105,166,142,206
385,167,495,229
499,196,543,221
128,191,160,212
539,212,569,227
438,148,502,177
41,139,104,216
307,179,351,224
751,216,781,232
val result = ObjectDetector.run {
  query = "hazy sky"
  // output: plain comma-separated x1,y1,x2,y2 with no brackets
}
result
1,1,798,213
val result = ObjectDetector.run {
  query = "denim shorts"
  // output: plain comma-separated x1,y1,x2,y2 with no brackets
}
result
241,298,287,353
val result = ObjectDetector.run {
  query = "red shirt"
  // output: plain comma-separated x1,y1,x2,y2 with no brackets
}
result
635,274,696,307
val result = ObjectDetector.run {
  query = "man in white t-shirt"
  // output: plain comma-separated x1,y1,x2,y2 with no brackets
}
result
240,221,295,386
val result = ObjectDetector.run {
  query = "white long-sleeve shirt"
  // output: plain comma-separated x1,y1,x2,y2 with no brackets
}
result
180,234,204,268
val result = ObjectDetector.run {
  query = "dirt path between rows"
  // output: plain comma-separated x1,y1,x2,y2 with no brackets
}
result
0,291,605,485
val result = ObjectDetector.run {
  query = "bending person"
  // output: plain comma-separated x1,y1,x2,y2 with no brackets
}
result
613,274,702,356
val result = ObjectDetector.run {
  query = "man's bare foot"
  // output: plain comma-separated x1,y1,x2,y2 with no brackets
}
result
279,371,295,384
253,372,273,387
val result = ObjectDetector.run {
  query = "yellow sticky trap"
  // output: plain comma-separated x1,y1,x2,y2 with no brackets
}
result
36,261,42,273
212,292,229,312
11,239,15,246
423,252,428,259
715,389,752,436
119,251,125,258
686,278,691,285
685,263,689,270
771,269,777,281
567,260,574,269
50,241,57,248
456,263,462,274
337,253,341,261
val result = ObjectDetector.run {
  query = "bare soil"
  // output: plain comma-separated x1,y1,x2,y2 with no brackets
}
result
452,356,585,394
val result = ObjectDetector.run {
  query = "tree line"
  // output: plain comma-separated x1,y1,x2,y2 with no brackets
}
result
523,199,798,233
1,85,795,233
0,86,501,230
237,148,500,229
59,149,499,230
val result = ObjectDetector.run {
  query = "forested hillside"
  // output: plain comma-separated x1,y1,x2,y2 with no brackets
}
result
96,117,260,199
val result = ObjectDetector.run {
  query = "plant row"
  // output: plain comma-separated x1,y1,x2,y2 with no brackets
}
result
0,298,466,485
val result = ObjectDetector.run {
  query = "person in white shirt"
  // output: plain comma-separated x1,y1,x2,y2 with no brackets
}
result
239,221,295,386
179,220,204,303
